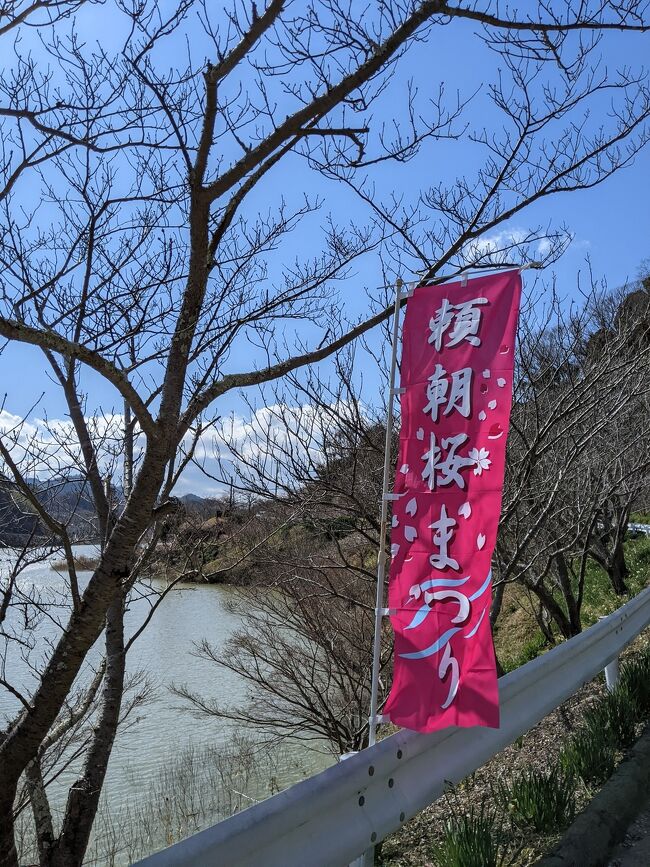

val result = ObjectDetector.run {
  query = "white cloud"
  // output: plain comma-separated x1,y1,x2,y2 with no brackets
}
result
0,409,138,479
463,228,529,265
463,227,556,266
1,399,361,497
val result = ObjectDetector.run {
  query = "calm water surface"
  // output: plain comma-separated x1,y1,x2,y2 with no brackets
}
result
1,545,331,862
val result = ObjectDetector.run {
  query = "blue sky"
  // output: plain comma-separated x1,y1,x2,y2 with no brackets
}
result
1,5,649,495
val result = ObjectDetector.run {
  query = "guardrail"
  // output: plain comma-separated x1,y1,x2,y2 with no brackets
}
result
137,585,650,867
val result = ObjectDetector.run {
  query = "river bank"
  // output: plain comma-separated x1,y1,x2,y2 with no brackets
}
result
1,544,331,865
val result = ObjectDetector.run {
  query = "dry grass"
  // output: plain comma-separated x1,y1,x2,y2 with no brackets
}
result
51,553,99,572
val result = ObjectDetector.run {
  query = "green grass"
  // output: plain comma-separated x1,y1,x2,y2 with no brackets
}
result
580,537,650,627
495,536,650,674
496,766,575,833
435,806,507,867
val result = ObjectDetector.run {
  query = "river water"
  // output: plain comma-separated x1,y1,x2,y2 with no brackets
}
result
0,545,331,864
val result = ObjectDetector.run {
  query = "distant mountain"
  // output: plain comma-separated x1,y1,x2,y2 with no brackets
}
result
0,475,114,545
0,476,40,545
180,493,206,504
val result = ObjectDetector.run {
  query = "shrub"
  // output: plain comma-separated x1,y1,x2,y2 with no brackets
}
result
436,806,504,867
593,686,639,749
620,652,650,716
581,679,641,752
560,722,616,787
496,766,575,833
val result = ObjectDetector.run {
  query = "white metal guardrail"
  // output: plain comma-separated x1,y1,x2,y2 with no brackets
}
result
137,585,650,867
629,523,650,536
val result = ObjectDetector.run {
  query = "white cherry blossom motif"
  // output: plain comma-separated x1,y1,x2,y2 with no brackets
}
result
400,463,409,474
405,497,418,517
482,369,491,378
469,446,491,476
478,410,487,421
416,427,425,441
458,502,472,519
390,543,400,558
477,533,486,550
497,377,506,387
404,526,418,543
391,515,399,528
488,399,497,409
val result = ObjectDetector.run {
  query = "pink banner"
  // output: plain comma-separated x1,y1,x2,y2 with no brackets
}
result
383,270,522,732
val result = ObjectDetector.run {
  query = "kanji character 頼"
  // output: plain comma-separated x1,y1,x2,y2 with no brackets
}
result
428,297,488,350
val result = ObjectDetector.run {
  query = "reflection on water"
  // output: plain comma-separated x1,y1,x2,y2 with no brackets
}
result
1,546,331,863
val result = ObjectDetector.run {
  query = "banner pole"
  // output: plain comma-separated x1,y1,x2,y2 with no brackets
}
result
368,277,404,750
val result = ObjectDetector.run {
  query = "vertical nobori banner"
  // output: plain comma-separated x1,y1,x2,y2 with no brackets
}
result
384,270,522,733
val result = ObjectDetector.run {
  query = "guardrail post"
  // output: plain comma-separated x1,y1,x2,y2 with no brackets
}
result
341,752,371,867
597,615,621,692
604,657,620,692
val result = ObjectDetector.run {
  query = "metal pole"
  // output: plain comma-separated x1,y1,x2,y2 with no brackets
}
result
368,278,403,748
356,279,404,867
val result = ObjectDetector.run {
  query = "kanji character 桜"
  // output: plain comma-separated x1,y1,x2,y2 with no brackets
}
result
421,432,474,490
429,503,459,571
428,297,488,350
423,365,473,422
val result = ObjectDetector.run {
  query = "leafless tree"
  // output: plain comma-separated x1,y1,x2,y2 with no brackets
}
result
1,1,650,863
494,277,650,638
180,273,650,749
175,351,389,753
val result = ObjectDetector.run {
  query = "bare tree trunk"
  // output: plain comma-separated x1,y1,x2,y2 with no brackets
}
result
522,575,575,639
48,592,126,867
555,553,582,636
25,759,55,865
489,579,506,629
123,399,133,501
590,537,630,595
0,448,166,865
610,540,630,595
